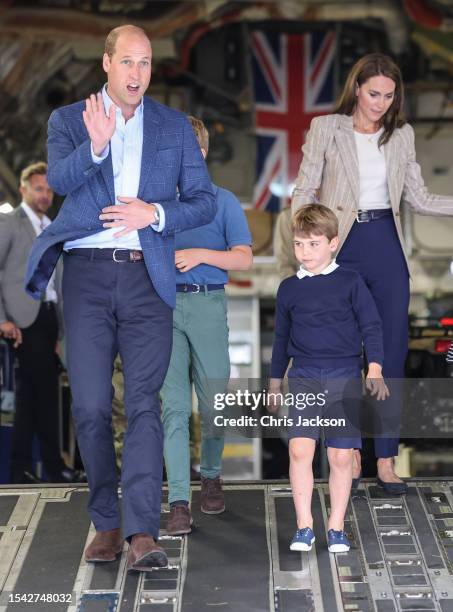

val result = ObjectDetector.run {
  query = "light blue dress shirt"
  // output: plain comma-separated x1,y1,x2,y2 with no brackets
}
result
65,85,164,250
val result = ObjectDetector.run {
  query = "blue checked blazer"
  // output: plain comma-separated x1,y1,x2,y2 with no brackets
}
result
25,96,215,308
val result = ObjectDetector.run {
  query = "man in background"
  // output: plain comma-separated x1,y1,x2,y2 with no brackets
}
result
0,162,74,484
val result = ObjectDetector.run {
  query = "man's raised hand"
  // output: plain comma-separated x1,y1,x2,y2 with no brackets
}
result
82,93,116,156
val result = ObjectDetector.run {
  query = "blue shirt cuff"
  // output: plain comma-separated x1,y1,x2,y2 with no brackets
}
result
150,203,165,232
91,143,109,164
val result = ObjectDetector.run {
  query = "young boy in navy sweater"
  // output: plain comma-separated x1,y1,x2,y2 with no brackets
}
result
270,204,388,553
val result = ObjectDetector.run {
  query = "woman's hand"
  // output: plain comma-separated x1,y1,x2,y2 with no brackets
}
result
267,378,283,413
365,362,390,401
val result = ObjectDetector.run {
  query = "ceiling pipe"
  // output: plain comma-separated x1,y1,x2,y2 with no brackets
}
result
180,0,409,70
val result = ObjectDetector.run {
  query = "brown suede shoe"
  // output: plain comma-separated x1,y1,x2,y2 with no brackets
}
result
85,528,123,562
127,533,168,571
166,505,193,536
200,475,225,514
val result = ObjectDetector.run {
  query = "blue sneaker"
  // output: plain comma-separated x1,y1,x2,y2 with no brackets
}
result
290,527,315,551
327,529,350,553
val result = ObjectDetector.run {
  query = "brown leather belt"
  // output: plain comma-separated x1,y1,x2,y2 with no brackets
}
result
66,248,144,263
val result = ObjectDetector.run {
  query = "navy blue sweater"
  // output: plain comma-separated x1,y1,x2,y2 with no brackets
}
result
271,267,384,377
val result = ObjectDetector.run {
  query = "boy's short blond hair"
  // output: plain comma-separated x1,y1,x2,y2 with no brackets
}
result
20,162,47,188
292,204,338,241
187,115,209,153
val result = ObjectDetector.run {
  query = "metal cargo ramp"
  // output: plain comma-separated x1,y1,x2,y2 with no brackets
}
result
0,480,453,611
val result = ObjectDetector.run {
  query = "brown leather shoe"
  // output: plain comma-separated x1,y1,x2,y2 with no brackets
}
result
166,505,193,536
127,533,168,571
200,475,225,514
85,528,123,562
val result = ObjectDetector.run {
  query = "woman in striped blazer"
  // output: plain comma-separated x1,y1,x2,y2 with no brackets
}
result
292,53,453,494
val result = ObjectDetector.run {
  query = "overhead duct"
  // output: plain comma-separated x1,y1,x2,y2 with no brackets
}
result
180,0,409,68
0,3,205,40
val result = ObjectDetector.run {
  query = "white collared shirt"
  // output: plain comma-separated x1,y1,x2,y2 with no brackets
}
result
21,202,58,302
65,84,164,251
296,259,339,279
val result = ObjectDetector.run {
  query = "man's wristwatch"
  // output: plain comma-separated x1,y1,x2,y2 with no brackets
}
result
153,207,160,225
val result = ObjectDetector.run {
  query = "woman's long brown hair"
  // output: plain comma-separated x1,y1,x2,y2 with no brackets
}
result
334,53,406,146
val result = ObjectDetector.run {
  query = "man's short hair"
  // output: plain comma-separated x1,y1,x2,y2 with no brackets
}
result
187,115,209,154
292,204,338,241
104,25,150,58
20,162,47,187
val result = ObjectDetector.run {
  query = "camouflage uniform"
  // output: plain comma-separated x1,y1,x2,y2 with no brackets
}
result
111,356,127,470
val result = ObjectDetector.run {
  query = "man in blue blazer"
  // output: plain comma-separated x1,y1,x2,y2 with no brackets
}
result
25,25,215,571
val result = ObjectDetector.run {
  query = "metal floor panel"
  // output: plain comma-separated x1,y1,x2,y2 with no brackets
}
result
0,480,452,611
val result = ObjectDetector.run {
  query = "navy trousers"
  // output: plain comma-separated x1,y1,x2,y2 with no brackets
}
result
337,215,410,458
11,303,66,481
62,253,172,539
288,365,363,448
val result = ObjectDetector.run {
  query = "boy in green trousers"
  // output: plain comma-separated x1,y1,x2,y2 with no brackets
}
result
161,117,253,534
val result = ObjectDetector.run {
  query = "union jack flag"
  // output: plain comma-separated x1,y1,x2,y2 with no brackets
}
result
250,30,337,211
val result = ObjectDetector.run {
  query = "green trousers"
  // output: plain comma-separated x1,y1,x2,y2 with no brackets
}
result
161,289,230,504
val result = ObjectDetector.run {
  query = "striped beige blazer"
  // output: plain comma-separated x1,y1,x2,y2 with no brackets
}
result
291,113,453,264
274,207,298,279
